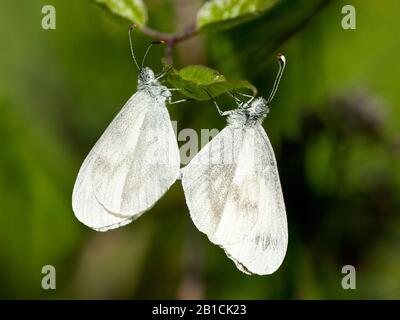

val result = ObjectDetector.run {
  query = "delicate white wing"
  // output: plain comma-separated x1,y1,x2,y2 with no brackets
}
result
72,155,133,232
72,89,180,229
89,90,180,216
223,156,287,275
182,125,287,275
182,126,261,245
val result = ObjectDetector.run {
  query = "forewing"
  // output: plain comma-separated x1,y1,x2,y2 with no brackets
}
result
91,90,180,216
72,155,133,232
182,126,264,245
223,126,288,275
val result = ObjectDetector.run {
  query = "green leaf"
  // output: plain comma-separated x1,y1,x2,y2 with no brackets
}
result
94,0,147,26
197,0,277,31
167,65,257,101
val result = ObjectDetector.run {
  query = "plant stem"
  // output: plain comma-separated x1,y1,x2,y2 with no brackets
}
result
136,24,199,64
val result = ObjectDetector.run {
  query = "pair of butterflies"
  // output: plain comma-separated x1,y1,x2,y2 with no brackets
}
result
72,28,288,275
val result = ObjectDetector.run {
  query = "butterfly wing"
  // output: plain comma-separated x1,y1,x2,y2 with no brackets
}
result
72,89,180,228
72,155,133,231
222,127,287,275
182,126,262,245
182,125,287,274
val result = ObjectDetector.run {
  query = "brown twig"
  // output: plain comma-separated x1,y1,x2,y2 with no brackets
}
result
135,24,199,64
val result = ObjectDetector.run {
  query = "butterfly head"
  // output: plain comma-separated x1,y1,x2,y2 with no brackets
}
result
138,67,156,86
234,53,285,125
247,97,269,117
228,97,268,127
138,67,171,100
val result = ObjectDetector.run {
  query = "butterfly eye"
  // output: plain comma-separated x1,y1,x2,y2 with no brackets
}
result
255,103,265,114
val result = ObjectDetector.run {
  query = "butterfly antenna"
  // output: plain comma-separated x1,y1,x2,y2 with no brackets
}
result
142,40,166,69
128,24,140,71
266,54,286,105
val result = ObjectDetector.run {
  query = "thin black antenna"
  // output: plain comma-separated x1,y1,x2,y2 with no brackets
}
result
142,41,165,69
128,24,140,71
266,54,286,105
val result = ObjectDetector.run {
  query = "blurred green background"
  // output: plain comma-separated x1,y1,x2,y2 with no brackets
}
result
0,0,399,299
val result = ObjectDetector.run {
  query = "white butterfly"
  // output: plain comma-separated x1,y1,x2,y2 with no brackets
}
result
72,26,181,231
182,55,288,275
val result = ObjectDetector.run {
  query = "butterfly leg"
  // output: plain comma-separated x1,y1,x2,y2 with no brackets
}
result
212,99,224,115
168,88,186,92
155,65,173,81
234,91,254,99
234,91,255,106
204,88,233,116
228,91,244,108
169,99,192,105
167,88,195,105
